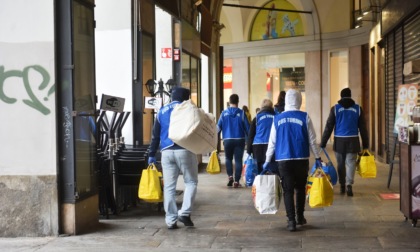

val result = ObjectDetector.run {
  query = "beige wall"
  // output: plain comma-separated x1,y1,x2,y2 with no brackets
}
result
314,0,352,33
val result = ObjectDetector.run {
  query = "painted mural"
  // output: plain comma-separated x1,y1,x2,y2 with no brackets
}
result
250,0,303,41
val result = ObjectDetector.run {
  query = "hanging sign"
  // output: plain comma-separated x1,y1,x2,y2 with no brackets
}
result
394,83,419,134
100,94,125,113
173,48,180,61
144,97,163,110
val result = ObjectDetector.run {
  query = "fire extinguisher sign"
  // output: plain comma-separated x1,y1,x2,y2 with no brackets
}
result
161,48,172,58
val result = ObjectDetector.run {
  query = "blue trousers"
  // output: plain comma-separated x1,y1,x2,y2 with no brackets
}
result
161,149,198,227
223,139,245,182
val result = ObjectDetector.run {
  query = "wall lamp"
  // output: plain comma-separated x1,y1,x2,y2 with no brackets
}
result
145,78,176,98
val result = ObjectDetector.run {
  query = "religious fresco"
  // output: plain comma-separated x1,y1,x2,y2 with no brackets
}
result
250,0,304,41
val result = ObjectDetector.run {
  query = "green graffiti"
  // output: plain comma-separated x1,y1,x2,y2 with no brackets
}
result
0,65,55,115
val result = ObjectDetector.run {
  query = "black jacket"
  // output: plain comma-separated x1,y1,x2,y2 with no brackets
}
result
274,101,285,113
320,98,369,153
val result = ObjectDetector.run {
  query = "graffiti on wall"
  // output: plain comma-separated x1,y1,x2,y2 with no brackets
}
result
62,106,72,148
0,65,55,115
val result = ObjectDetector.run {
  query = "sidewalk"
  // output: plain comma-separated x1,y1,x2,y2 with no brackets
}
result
1,146,420,251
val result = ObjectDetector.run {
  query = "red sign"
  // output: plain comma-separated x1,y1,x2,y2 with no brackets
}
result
174,55,180,61
161,48,172,58
266,72,271,91
223,67,232,89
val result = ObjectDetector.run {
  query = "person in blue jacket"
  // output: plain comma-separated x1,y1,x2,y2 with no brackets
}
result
148,87,198,230
264,89,320,232
217,94,250,188
320,87,369,196
247,98,276,174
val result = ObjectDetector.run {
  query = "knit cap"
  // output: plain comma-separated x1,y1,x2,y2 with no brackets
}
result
171,87,190,102
340,88,351,98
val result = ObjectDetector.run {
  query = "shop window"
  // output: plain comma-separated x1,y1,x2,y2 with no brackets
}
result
249,53,304,114
73,1,97,198
142,34,154,144
182,52,201,106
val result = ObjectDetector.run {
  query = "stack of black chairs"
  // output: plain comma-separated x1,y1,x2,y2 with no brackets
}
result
96,109,161,218
114,145,148,211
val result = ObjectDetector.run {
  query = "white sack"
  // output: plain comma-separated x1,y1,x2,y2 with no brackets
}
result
252,174,282,214
168,100,217,154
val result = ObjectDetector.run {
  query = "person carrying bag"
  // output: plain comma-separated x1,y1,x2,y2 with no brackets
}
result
263,90,321,231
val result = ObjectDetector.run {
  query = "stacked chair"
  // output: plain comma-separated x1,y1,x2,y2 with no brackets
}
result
96,110,161,218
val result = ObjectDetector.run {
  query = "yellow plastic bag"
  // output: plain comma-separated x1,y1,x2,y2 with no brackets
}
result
357,150,377,178
308,168,334,208
206,150,221,174
138,164,163,202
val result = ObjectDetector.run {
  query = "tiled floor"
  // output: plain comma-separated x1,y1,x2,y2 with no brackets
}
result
1,146,420,251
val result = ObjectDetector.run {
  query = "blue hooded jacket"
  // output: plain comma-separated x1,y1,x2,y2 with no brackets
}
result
148,87,190,157
217,107,250,140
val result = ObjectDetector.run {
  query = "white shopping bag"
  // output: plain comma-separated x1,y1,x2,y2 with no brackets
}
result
252,174,282,214
168,100,217,155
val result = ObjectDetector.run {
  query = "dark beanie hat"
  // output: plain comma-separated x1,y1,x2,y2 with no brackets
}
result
340,88,351,98
171,87,190,102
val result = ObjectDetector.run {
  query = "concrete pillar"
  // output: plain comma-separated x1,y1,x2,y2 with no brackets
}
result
306,51,323,142
232,57,249,107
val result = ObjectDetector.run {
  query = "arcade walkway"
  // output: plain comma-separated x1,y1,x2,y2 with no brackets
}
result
1,146,419,251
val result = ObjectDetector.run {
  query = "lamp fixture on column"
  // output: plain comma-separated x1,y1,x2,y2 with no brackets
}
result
145,78,177,104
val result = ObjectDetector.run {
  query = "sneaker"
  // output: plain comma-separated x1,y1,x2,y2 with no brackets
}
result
178,215,194,227
347,185,353,197
340,184,346,194
297,216,307,225
167,223,178,230
233,182,242,188
287,220,297,232
227,176,234,187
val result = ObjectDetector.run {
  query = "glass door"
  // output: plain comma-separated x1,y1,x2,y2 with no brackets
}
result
73,0,97,199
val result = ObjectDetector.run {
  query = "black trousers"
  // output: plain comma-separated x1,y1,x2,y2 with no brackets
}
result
278,159,309,221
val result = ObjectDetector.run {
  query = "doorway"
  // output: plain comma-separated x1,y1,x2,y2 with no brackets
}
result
56,0,98,234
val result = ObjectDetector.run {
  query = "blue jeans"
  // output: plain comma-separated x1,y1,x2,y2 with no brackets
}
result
335,152,358,186
223,139,245,182
161,149,198,226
